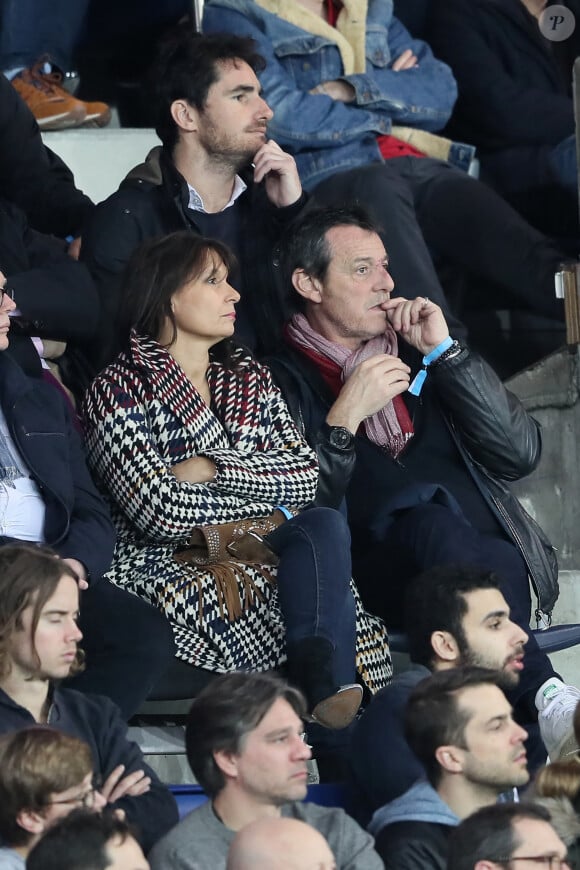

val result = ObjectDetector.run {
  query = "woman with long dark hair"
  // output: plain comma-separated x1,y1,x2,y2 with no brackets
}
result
83,231,390,731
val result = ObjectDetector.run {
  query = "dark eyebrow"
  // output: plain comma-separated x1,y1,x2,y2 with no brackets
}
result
482,609,509,622
263,727,293,740
226,84,260,96
485,711,511,728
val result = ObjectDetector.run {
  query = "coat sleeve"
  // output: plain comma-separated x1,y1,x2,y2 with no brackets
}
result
83,368,318,541
266,355,355,509
0,74,93,237
430,346,541,480
85,695,179,855
203,366,319,505
428,0,574,146
203,2,455,149
343,11,457,128
48,388,116,581
7,208,100,343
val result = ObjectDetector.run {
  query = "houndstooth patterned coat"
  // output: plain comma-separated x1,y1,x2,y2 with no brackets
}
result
83,332,391,690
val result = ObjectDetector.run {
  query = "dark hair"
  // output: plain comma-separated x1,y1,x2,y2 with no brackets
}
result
186,672,307,798
26,808,139,870
150,28,266,149
447,802,553,870
404,666,502,787
405,565,503,668
0,545,83,680
279,205,381,312
118,230,238,365
0,728,92,847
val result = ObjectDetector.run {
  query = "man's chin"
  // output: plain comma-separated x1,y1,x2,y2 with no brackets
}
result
497,668,521,691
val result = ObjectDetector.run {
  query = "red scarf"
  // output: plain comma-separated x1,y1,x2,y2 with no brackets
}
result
285,316,414,458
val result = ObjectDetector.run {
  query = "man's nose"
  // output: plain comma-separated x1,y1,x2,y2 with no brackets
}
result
258,96,274,120
374,268,395,292
512,721,528,744
68,619,83,642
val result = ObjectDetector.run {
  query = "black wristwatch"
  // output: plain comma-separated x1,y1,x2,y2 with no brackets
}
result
322,423,355,450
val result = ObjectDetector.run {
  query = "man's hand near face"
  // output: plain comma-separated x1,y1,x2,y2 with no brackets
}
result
253,140,302,208
327,355,411,433
381,296,450,355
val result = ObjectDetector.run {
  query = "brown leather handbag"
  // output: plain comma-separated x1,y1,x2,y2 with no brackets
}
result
172,510,295,621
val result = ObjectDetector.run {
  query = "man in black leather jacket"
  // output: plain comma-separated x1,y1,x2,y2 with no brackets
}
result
267,205,578,760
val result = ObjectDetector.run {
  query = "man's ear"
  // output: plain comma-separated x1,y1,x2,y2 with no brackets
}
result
434,743,465,775
170,99,199,133
292,268,323,303
213,748,239,781
475,862,504,870
15,808,47,837
431,630,461,664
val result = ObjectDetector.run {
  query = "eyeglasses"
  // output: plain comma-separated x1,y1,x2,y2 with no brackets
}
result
47,777,102,810
0,286,14,307
500,856,571,869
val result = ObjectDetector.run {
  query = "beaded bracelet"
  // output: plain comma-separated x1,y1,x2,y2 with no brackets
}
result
429,339,463,368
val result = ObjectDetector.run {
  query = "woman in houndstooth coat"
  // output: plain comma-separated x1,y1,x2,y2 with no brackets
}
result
83,232,390,726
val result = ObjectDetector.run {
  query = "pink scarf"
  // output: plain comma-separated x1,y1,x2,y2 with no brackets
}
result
286,313,413,457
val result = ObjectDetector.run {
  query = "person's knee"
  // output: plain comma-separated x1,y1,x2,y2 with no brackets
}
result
315,163,411,211
299,506,351,548
133,600,176,660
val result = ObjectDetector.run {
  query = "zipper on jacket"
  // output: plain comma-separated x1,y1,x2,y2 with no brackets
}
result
490,492,550,627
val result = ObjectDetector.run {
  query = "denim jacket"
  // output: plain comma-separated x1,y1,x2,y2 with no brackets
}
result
203,0,463,188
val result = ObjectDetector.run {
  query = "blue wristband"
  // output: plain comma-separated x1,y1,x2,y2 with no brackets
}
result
408,336,453,397
275,506,294,521
422,336,453,366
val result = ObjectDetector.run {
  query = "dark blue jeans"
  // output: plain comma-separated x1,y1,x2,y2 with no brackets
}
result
266,507,357,688
0,0,90,71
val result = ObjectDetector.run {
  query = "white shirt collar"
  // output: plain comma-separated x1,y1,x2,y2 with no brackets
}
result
187,175,248,213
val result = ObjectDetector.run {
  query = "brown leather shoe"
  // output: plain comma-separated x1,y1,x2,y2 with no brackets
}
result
310,684,363,730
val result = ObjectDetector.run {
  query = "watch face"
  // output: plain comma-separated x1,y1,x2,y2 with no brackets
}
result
330,427,352,449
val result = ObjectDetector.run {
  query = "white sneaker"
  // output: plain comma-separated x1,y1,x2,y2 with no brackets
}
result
536,678,580,760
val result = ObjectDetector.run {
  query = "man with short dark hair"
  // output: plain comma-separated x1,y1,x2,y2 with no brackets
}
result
82,30,306,369
26,809,150,870
149,671,382,870
268,205,580,770
447,802,568,870
0,545,178,856
0,727,105,868
350,565,533,814
368,667,530,869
